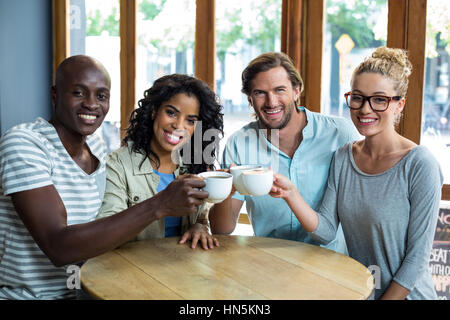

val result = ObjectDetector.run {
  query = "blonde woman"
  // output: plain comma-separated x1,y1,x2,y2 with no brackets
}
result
270,47,443,300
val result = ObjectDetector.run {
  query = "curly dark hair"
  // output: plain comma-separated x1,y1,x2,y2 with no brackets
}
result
124,74,224,174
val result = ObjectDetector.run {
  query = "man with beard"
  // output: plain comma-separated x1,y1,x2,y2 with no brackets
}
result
209,52,360,253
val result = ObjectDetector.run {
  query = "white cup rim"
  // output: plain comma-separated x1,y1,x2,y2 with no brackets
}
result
241,168,273,176
198,171,232,179
230,165,264,172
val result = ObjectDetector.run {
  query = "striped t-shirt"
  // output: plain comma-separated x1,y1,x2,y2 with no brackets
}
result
0,118,106,300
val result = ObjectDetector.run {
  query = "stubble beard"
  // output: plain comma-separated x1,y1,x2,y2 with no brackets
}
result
258,100,296,130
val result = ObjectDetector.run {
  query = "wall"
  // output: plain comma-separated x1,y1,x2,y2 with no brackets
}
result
0,0,53,135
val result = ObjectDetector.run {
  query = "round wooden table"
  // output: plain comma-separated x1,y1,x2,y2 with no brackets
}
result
81,235,374,300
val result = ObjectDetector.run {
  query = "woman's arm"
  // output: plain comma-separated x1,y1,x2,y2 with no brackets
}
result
270,173,319,232
389,150,443,298
270,171,342,246
380,281,410,300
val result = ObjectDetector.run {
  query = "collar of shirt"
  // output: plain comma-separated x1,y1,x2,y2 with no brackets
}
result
38,117,106,172
127,141,181,177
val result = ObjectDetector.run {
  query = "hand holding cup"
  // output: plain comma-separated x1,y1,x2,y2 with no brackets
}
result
158,174,208,217
230,165,273,196
197,171,233,204
270,173,296,200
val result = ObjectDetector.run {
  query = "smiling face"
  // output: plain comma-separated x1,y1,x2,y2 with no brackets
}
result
349,72,405,138
51,57,110,138
248,66,300,130
150,93,200,157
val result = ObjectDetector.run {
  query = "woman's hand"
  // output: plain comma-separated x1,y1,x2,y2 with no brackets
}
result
269,173,297,200
179,223,219,250
270,173,319,233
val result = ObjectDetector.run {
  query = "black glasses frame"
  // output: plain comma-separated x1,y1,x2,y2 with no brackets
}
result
344,92,402,112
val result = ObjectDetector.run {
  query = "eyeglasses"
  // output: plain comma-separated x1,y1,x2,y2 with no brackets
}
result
344,92,402,112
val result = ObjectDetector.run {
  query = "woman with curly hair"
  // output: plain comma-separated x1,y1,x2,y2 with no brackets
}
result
97,74,224,250
270,47,443,299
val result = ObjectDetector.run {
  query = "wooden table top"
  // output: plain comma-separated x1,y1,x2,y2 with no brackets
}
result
81,235,374,300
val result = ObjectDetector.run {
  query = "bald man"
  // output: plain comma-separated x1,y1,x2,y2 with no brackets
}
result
0,55,208,300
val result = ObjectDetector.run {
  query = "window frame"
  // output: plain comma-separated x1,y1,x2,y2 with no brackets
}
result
52,0,70,83
120,0,137,140
53,0,449,200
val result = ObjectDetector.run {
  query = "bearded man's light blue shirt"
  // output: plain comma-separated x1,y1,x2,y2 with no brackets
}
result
222,107,361,254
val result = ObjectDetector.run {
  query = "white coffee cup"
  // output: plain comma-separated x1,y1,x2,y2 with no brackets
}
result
230,165,264,195
197,171,233,203
241,168,274,196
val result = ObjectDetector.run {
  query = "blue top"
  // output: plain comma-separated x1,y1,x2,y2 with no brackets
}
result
312,144,442,299
222,107,361,254
154,170,180,237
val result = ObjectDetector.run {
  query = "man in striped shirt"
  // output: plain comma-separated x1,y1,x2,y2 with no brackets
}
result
0,55,209,299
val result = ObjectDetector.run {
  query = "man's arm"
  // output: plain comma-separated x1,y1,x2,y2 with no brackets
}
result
209,133,246,234
208,194,243,234
11,175,208,267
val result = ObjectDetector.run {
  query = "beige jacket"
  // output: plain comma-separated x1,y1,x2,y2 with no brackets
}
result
97,142,210,241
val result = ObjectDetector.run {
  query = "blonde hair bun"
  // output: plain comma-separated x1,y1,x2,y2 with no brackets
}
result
371,46,412,77
351,46,413,97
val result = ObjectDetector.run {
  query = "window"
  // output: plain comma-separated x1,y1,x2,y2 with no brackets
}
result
136,0,196,104
322,0,388,119
215,0,282,155
422,0,450,185
424,1,450,301
55,0,450,201
69,0,121,153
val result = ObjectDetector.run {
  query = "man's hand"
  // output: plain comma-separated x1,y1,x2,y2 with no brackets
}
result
179,223,219,250
156,174,209,218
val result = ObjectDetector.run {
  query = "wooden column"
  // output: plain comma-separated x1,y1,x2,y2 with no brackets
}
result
52,0,70,83
120,0,137,137
195,0,216,91
281,0,302,70
443,186,450,201
302,0,325,113
387,0,427,145
282,0,324,112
